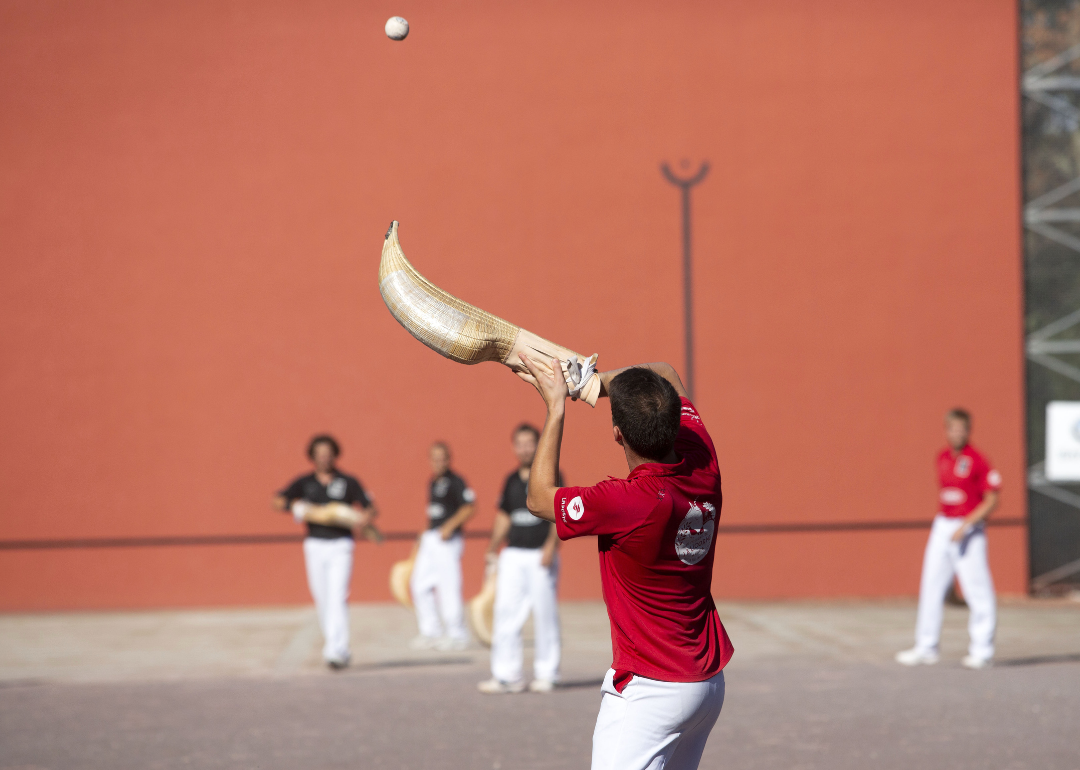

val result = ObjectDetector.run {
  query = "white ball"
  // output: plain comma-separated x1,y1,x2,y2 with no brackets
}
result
385,16,409,41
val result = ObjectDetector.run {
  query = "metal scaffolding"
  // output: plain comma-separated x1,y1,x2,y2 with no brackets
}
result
1023,41,1080,590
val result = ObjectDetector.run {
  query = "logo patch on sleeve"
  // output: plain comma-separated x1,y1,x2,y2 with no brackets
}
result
567,496,585,521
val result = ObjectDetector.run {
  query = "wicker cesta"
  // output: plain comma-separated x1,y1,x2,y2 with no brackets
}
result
378,221,600,406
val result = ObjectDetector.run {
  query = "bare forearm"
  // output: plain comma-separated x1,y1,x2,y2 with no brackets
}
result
543,522,559,550
444,504,475,532
488,513,511,552
964,493,998,527
527,405,564,523
598,362,688,399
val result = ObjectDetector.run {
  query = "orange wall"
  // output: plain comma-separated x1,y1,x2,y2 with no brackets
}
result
0,0,1025,610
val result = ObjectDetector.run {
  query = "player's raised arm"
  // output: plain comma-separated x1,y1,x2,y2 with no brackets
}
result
518,353,568,523
597,362,689,400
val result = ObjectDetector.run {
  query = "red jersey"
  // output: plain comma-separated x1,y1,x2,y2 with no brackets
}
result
937,443,1001,518
554,398,734,686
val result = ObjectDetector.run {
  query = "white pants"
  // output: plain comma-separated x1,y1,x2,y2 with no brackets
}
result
592,668,725,770
913,515,996,660
411,529,468,640
302,537,354,663
490,547,561,683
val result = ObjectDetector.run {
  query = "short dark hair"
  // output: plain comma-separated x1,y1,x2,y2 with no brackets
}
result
608,368,681,462
946,408,971,427
512,423,540,442
307,434,340,459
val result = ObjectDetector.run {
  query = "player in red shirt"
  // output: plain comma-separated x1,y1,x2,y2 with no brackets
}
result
517,354,732,770
896,408,1001,669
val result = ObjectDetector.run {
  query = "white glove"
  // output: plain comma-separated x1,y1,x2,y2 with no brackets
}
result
562,354,598,401
290,500,311,524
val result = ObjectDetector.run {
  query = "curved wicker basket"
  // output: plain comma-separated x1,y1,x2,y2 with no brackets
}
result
378,221,600,405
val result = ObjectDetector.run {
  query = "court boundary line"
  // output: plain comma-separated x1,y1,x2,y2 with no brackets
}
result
0,518,1027,551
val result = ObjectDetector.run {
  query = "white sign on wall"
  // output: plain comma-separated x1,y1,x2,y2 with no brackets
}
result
1045,401,1080,481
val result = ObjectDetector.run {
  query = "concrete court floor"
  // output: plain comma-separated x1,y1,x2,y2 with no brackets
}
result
1,598,1079,769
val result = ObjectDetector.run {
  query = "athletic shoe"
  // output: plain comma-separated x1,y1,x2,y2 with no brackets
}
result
326,657,350,670
477,678,526,695
961,655,992,670
436,636,469,652
408,635,440,651
895,648,940,666
528,679,556,693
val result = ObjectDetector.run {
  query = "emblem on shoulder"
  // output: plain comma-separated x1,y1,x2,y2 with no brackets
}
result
567,496,585,521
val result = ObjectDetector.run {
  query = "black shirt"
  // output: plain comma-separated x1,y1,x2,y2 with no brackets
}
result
498,469,561,549
427,470,475,533
279,470,370,539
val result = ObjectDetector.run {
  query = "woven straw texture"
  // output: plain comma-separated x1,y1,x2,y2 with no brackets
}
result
379,221,520,365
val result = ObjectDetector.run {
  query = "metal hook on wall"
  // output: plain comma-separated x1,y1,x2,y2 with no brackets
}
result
661,161,710,400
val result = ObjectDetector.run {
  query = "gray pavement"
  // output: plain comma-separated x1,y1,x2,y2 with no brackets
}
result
1,598,1079,769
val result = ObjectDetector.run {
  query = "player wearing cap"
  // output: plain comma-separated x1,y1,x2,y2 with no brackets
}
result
516,355,733,770
897,408,1001,669
477,423,563,695
410,441,476,651
274,434,377,670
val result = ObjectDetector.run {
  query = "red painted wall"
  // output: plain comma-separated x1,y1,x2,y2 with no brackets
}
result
0,0,1025,610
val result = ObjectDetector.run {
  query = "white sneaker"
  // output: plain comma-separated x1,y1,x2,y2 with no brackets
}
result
408,635,439,651
477,678,526,695
528,679,556,693
436,636,469,651
961,655,992,670
895,648,940,666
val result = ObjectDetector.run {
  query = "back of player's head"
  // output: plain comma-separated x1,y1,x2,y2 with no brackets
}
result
307,434,341,459
512,423,540,442
430,440,451,459
945,408,971,427
608,368,681,462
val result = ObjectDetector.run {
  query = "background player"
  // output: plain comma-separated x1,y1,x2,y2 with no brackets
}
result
517,356,733,770
274,434,377,670
410,441,476,651
897,408,1000,669
477,423,562,695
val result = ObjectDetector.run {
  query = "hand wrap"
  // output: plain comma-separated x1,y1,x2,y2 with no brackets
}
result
562,354,598,401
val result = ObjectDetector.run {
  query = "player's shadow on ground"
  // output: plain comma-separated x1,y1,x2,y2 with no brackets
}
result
995,653,1080,667
348,657,473,672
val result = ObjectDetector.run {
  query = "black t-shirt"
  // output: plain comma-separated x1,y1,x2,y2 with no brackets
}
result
279,470,370,539
498,469,560,549
427,470,475,533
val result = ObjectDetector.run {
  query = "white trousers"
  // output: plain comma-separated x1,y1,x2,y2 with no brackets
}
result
914,515,996,660
302,537,354,663
592,668,725,770
410,529,468,640
490,547,561,683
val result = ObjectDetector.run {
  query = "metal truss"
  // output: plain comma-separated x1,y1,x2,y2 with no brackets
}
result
1023,43,1080,590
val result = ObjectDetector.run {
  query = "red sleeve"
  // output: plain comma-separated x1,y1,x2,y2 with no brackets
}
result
979,455,1002,493
674,398,718,473
554,479,653,540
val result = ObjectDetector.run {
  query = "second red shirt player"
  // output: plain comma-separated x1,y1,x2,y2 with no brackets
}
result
516,354,732,770
897,408,1001,669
